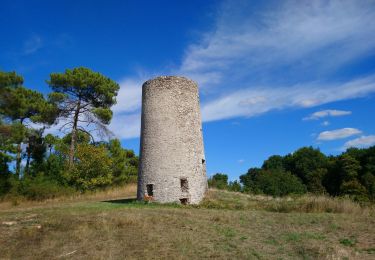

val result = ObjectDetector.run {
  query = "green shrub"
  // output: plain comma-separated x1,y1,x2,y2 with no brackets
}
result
17,174,74,200
228,180,241,192
108,139,138,185
0,173,12,197
208,173,228,189
67,144,113,191
340,180,369,202
251,169,306,197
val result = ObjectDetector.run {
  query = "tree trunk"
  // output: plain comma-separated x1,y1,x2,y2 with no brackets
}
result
15,119,24,178
69,100,81,167
15,143,22,178
25,143,31,175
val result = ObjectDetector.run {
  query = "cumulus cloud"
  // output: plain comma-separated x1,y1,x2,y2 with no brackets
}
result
343,135,375,149
303,109,352,120
317,128,361,141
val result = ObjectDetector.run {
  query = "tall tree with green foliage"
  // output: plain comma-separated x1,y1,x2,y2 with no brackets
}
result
47,67,119,167
0,71,57,176
285,146,328,193
239,167,262,192
0,120,13,194
108,139,138,185
337,154,367,200
208,173,229,189
25,128,47,175
262,155,285,171
339,154,361,182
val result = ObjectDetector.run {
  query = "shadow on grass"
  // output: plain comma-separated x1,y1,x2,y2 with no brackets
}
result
101,198,137,204
100,198,186,209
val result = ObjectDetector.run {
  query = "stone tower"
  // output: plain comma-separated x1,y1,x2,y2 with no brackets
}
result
137,76,207,204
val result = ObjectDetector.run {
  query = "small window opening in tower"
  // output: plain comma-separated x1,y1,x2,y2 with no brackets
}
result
180,178,189,192
180,198,189,205
146,184,154,196
202,159,205,164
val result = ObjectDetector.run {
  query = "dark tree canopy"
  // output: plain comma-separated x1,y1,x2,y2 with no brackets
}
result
262,155,285,171
239,145,375,201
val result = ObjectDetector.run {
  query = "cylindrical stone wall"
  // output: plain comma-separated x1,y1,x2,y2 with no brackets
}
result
137,76,207,204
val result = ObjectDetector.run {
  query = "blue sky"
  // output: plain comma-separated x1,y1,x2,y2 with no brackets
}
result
1,0,375,180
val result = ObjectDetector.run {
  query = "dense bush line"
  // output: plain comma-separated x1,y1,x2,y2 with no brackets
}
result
0,134,138,200
209,146,375,202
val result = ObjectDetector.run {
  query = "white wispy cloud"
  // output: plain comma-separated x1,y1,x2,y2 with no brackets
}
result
112,78,143,114
111,73,375,137
23,34,43,55
343,135,375,149
108,77,145,139
201,75,375,122
322,121,330,126
178,0,375,89
317,128,361,141
303,109,352,120
112,0,375,139
175,0,375,123
108,113,141,139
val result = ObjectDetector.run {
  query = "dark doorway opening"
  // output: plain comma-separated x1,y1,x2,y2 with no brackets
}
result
146,184,154,196
180,178,189,192
180,198,189,205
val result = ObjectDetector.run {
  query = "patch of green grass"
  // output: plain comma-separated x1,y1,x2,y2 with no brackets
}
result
363,247,375,254
339,237,357,247
240,236,248,241
215,225,236,238
295,245,321,260
329,222,340,230
265,236,279,245
248,248,262,259
283,232,326,242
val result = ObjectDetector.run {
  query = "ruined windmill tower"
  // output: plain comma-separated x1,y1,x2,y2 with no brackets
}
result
137,76,207,204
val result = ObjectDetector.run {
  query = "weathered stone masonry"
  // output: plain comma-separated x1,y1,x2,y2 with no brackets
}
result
137,76,207,204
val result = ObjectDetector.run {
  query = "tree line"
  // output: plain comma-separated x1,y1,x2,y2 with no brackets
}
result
0,69,138,200
209,146,375,202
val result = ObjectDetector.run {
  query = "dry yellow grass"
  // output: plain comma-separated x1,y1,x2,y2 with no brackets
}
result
0,187,374,259
202,189,372,215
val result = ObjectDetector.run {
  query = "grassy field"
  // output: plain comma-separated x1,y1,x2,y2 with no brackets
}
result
0,185,374,259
